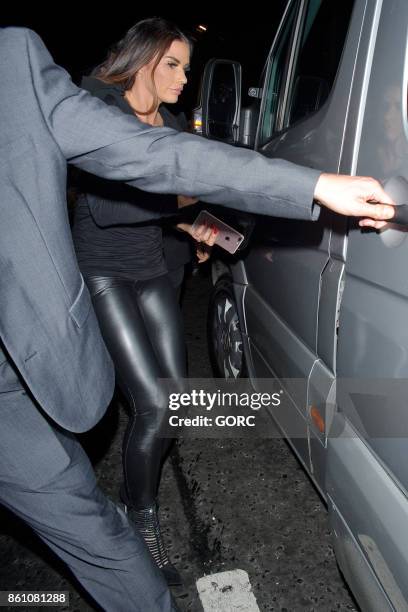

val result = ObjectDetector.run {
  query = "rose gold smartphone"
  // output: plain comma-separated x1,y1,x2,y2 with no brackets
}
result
191,210,244,254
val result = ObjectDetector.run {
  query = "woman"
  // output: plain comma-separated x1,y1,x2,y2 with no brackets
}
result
72,18,216,585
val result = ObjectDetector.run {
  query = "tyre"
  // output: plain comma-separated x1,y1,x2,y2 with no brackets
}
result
207,276,246,379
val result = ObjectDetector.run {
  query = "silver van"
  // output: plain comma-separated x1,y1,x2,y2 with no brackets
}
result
199,0,408,609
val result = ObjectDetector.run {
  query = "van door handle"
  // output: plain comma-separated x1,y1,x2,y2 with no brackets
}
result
383,176,408,225
390,204,408,225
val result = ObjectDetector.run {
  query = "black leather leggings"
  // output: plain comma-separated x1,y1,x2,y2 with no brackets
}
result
86,274,187,509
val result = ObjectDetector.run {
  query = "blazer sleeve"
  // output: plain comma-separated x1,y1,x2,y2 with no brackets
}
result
75,87,179,227
24,28,321,221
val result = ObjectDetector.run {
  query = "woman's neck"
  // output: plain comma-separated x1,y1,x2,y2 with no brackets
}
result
124,88,162,127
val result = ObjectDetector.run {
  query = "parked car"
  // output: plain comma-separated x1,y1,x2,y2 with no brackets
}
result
199,1,408,610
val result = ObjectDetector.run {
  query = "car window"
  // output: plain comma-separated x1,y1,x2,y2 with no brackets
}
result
258,0,299,146
285,0,355,127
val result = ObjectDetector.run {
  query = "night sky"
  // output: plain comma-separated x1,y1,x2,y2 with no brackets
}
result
1,4,287,115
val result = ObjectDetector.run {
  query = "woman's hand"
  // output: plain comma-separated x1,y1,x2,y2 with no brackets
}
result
176,222,218,247
196,244,212,264
177,195,199,208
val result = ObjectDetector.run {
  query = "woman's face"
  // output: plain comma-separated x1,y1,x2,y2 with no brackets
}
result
144,39,190,104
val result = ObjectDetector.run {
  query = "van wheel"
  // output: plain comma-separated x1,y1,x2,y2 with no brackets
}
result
208,277,246,379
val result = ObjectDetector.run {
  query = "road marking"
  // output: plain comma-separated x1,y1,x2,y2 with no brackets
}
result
197,569,260,611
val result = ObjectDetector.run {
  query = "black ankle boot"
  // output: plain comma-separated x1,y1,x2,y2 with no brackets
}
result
125,503,182,586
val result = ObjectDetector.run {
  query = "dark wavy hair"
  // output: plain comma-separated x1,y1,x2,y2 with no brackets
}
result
93,17,191,114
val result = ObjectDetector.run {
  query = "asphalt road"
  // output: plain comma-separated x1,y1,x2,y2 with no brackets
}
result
0,269,359,612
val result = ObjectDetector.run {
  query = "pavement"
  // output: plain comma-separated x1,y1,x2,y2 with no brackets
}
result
0,269,359,612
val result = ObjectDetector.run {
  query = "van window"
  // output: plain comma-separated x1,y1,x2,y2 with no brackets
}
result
286,0,355,127
258,1,299,145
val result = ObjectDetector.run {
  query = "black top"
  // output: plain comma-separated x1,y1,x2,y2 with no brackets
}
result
72,77,191,281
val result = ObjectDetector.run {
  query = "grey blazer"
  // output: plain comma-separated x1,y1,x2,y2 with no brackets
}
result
0,27,320,433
